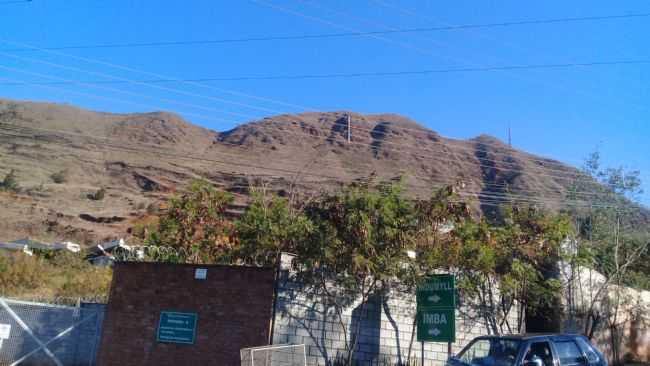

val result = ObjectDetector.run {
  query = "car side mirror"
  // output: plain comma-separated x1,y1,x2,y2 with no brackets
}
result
524,357,544,366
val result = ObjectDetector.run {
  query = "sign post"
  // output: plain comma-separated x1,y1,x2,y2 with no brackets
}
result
416,274,456,364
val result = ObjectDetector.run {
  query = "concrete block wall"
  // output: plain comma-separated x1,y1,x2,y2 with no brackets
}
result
272,254,520,366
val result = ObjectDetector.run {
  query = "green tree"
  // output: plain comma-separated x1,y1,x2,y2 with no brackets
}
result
295,181,417,365
456,206,571,334
146,179,235,264
565,152,649,365
235,190,313,266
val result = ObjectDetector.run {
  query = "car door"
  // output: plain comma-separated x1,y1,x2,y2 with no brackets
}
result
523,340,556,366
551,339,589,366
575,337,607,366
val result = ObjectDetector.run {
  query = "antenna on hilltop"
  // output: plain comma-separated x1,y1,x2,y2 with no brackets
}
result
508,123,512,148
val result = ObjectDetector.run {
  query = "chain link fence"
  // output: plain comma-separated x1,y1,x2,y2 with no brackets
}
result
241,344,307,366
0,298,105,366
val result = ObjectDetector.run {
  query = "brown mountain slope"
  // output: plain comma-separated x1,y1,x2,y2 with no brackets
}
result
0,98,646,244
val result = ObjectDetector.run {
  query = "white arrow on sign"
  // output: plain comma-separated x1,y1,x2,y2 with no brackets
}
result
428,294,441,303
428,328,441,336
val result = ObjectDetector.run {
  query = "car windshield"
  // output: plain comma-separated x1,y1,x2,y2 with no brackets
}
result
457,338,522,366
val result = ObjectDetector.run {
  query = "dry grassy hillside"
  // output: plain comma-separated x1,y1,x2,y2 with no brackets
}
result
0,97,646,244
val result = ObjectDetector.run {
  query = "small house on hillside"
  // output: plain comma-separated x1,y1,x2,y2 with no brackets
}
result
86,238,143,266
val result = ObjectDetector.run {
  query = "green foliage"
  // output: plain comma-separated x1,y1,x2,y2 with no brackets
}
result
235,191,313,266
399,184,472,293
455,206,573,334
0,169,19,192
146,179,235,264
568,151,649,289
0,251,112,302
297,182,416,290
50,169,68,184
292,181,420,365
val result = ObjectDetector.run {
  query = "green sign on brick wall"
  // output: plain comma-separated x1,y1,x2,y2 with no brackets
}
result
157,311,197,344
417,274,456,342
417,307,455,342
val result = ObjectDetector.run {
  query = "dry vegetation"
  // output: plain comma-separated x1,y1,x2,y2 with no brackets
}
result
0,252,112,303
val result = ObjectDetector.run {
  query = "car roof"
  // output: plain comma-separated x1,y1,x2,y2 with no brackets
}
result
474,334,585,342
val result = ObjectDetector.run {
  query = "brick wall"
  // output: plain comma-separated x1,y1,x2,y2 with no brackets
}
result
96,262,276,366
272,254,520,366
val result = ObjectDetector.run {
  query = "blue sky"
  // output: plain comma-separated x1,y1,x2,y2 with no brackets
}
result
1,0,648,205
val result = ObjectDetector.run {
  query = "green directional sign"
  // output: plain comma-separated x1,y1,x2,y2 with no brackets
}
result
157,311,197,345
417,274,456,343
417,308,455,342
416,274,455,308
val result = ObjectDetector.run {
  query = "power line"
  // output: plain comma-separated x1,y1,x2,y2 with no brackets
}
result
0,49,281,117
3,11,647,51
0,62,260,120
0,0,31,4
259,0,650,116
0,74,234,125
0,38,320,114
1,59,649,85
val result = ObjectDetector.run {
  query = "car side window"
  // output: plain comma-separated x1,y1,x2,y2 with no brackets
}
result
554,341,587,366
524,342,554,366
575,338,599,363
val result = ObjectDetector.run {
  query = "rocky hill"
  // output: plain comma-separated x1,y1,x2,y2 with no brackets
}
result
0,98,647,244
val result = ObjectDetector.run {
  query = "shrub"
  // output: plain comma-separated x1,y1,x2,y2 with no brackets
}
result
89,188,106,201
0,169,19,192
50,169,68,184
0,251,112,301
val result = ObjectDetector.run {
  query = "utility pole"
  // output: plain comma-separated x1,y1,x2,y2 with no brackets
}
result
347,114,351,143
508,123,512,148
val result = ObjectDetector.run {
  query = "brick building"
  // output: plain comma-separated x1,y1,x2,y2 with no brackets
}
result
96,262,275,366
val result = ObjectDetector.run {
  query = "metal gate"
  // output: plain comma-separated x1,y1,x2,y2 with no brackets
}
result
0,298,104,366
241,344,307,366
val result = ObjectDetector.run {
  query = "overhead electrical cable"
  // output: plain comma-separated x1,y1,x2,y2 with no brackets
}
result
257,0,650,114
1,59,648,85
0,74,234,125
0,38,320,113
0,49,279,117
0,61,260,120
2,11,649,50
